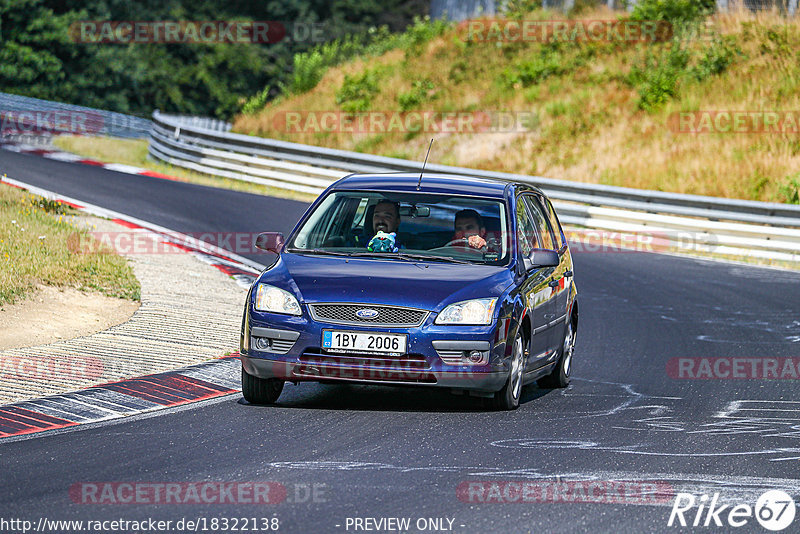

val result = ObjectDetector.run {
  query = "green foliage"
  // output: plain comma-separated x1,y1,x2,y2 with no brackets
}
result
691,36,741,82
628,24,741,111
288,49,328,95
401,15,450,56
503,47,566,88
241,86,272,115
502,0,543,19
629,0,715,26
336,68,383,112
0,0,429,119
277,16,451,98
448,60,469,84
397,79,436,111
629,43,689,111
779,173,800,204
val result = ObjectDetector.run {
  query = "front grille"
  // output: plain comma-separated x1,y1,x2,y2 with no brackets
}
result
436,350,464,365
309,303,428,327
270,339,296,354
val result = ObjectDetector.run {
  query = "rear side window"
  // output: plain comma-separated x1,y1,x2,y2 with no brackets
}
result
540,196,565,250
515,196,540,256
521,195,556,251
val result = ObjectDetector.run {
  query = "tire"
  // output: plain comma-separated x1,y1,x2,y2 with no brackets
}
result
537,319,575,389
242,365,284,404
485,330,525,411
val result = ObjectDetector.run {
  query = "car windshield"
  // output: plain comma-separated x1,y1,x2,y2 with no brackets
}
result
287,191,510,265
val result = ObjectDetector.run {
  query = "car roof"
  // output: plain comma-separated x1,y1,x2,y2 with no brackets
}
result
330,172,517,199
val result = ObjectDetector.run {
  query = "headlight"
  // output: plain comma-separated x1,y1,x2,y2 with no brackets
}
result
435,298,497,325
254,284,301,315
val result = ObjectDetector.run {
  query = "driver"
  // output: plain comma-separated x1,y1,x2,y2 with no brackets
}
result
453,209,488,250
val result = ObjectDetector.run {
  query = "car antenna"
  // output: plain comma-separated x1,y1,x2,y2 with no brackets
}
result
417,138,434,191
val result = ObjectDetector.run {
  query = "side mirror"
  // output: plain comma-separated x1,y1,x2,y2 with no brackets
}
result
255,232,285,253
524,248,559,270
532,249,559,267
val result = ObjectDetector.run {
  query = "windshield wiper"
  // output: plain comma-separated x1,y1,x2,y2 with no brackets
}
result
284,248,353,257
384,252,472,264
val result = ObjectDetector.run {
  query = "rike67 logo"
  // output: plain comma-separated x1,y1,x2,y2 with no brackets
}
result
668,490,796,531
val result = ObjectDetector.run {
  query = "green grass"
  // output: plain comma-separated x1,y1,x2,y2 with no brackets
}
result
0,181,140,306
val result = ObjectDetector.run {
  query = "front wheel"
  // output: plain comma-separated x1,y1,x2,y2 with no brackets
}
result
242,365,284,404
538,320,575,389
485,331,525,411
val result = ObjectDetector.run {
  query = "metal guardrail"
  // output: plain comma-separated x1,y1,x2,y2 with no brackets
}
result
149,110,800,263
0,92,153,139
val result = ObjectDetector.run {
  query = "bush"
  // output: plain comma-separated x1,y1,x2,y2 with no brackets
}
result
502,0,543,19
278,17,451,98
691,36,741,82
629,0,715,26
336,68,383,112
288,50,327,95
402,16,451,55
398,79,437,111
629,43,689,111
241,86,271,115
780,174,800,204
503,48,565,88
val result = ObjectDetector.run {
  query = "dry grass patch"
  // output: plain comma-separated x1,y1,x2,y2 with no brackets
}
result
232,7,800,204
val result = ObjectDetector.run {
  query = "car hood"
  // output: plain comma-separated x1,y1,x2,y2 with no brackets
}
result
260,253,514,312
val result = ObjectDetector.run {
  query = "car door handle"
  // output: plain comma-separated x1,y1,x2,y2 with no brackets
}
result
564,270,573,278
549,280,560,288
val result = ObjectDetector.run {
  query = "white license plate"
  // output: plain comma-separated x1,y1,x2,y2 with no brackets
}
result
322,330,407,354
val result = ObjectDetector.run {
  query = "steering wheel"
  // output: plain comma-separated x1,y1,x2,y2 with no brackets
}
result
443,237,470,247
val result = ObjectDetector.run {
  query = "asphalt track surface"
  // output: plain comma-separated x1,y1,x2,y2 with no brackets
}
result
1,149,800,533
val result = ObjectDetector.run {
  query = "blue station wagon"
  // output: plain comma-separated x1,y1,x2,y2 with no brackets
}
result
240,173,578,410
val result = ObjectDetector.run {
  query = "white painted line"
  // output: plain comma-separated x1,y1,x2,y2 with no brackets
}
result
1,176,265,273
42,151,84,162
103,163,147,174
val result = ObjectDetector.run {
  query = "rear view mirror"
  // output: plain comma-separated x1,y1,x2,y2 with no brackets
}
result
255,232,285,253
400,205,431,217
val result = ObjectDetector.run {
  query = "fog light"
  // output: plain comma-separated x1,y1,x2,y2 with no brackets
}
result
467,350,484,363
253,337,271,351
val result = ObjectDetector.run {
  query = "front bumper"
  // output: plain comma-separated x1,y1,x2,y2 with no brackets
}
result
241,307,511,393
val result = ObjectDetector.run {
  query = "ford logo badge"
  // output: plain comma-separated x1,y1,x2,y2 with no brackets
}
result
356,308,379,319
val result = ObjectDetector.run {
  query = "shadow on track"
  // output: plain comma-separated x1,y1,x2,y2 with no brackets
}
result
236,382,554,413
